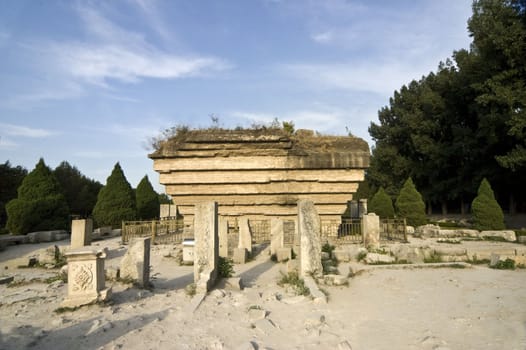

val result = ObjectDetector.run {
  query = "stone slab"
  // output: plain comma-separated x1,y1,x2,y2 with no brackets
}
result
193,201,219,293
298,200,323,278
276,247,292,262
233,247,248,264
71,219,92,249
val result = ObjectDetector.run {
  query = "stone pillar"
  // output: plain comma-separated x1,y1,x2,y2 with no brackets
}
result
71,219,92,249
193,201,219,293
359,199,368,218
218,216,229,258
120,237,151,288
238,217,252,254
62,247,111,308
298,200,323,278
349,200,359,218
362,213,380,249
270,217,284,256
160,204,170,219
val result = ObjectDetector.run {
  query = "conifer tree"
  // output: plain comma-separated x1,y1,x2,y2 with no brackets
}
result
395,178,427,226
136,175,160,220
92,163,136,228
6,158,69,234
471,178,505,230
369,187,395,218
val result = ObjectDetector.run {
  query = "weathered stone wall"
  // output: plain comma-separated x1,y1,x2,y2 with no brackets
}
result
150,129,369,220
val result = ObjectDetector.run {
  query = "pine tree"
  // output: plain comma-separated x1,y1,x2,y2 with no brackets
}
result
395,178,427,226
6,159,69,234
369,187,395,218
92,163,136,228
136,175,160,220
471,178,505,230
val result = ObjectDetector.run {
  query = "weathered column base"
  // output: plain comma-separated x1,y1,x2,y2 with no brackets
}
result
62,247,111,308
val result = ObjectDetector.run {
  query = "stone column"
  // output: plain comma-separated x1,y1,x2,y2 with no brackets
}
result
359,199,368,218
270,217,284,256
238,217,252,254
218,216,229,258
120,237,151,288
160,204,170,219
62,248,111,308
70,219,92,249
298,200,323,278
349,200,359,218
362,213,380,249
193,201,219,293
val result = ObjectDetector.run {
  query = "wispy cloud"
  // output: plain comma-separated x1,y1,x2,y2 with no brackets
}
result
0,123,58,138
0,136,17,150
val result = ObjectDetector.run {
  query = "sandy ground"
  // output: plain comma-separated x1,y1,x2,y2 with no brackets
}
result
1,237,525,350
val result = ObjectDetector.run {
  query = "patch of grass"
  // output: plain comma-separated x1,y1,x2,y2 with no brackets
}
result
270,254,277,262
449,263,468,269
491,259,516,270
185,283,196,297
424,251,443,263
469,255,491,265
357,251,367,262
218,257,234,278
278,271,310,296
248,304,262,311
44,274,66,284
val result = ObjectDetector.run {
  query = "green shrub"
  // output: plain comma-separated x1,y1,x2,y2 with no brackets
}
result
92,163,136,228
321,243,335,255
395,178,427,227
369,187,395,218
218,257,234,278
278,271,310,296
491,258,515,270
135,175,160,220
6,159,69,234
471,178,505,230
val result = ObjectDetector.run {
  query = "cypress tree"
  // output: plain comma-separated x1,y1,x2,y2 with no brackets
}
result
395,178,427,226
369,187,395,218
136,175,160,220
471,178,505,230
92,163,136,228
6,158,69,234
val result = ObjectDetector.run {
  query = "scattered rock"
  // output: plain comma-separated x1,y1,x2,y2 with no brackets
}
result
304,312,325,328
248,308,266,321
338,340,353,350
0,276,14,285
406,226,415,235
217,277,244,291
253,319,276,335
280,295,306,305
365,253,395,264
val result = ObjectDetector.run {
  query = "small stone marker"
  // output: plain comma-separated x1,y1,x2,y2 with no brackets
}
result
298,200,323,278
71,219,93,249
362,213,380,250
270,218,284,256
62,247,111,308
120,237,151,288
194,201,219,293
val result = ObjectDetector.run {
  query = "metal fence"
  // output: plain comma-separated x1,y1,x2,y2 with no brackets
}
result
320,219,362,244
380,218,407,242
249,219,271,244
122,219,185,245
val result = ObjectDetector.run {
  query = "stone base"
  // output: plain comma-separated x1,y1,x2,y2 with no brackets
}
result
61,287,112,308
233,248,248,264
276,247,292,262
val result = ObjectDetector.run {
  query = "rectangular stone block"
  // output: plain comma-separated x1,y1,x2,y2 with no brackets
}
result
120,237,151,288
362,213,380,249
71,219,92,249
332,249,350,262
183,239,195,264
238,217,252,253
298,200,323,278
194,201,219,293
276,247,292,262
233,247,248,264
270,217,284,256
218,216,229,258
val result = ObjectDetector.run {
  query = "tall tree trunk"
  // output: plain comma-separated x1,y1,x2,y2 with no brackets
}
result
441,201,448,215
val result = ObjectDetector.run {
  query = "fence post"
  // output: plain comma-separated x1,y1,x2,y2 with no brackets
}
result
151,221,157,243
362,213,380,249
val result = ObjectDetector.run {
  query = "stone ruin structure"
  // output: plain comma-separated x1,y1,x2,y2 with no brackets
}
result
149,128,370,222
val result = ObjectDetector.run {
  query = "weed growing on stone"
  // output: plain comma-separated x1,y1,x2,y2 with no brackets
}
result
278,271,310,296
185,283,196,297
357,251,367,262
218,257,234,278
424,251,443,263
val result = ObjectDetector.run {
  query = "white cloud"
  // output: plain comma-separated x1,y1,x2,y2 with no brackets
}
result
311,31,333,44
0,123,57,138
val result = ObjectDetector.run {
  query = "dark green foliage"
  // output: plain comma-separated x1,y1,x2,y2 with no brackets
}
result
92,163,136,228
491,258,515,270
54,161,102,217
354,179,372,201
158,193,172,205
277,271,310,296
6,159,69,234
135,175,160,220
471,178,505,230
0,161,27,229
396,178,427,226
369,187,395,218
218,257,234,278
321,243,335,255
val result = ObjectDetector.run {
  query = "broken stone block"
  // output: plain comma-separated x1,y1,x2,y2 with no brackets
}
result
298,200,323,278
62,247,111,308
248,308,266,321
362,213,380,249
0,276,14,285
120,237,151,288
233,247,248,264
71,219,93,249
480,230,516,242
276,247,292,262
365,253,395,264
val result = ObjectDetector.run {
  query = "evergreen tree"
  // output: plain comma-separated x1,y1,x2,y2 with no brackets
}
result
0,161,27,230
92,163,136,228
136,175,160,220
395,178,427,227
6,159,69,234
369,187,395,218
471,178,505,230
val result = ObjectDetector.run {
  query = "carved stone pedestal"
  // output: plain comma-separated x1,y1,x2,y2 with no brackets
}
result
62,248,111,308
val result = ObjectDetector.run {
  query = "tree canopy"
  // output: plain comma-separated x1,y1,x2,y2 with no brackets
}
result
0,161,27,230
136,175,160,220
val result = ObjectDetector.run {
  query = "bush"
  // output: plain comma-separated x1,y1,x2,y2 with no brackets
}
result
92,163,136,228
136,175,160,220
369,187,395,218
218,257,234,278
395,178,427,227
6,159,69,234
491,258,515,270
471,178,505,230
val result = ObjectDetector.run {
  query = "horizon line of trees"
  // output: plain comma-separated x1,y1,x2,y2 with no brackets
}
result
1,159,171,234
364,0,526,215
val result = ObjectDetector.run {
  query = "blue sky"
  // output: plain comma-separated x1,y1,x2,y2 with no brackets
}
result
0,0,473,193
